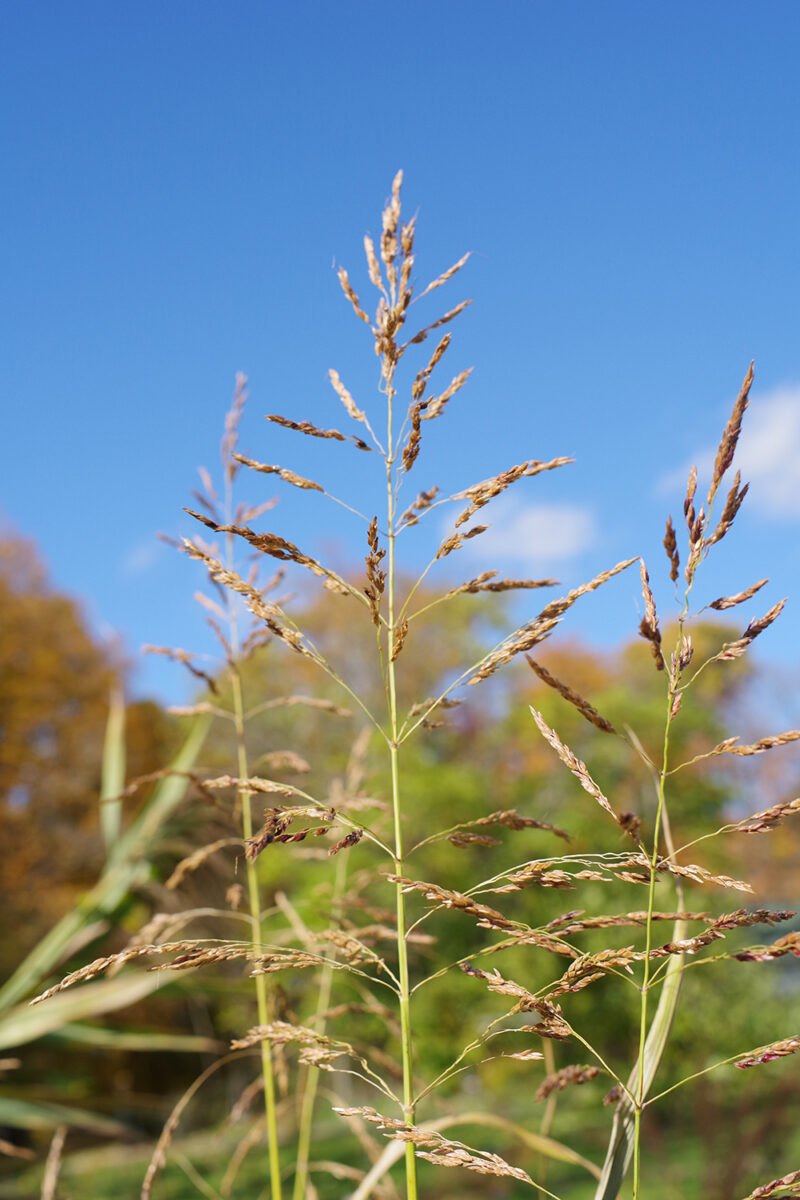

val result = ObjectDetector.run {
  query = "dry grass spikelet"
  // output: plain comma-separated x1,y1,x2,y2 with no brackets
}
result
535,1064,600,1102
709,579,769,610
707,361,754,507
740,1168,800,1199
526,655,616,733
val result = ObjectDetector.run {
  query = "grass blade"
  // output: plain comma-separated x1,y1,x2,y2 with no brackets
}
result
100,687,125,853
593,920,685,1199
0,714,211,1014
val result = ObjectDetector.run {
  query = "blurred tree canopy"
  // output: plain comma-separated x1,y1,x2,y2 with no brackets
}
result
0,535,173,979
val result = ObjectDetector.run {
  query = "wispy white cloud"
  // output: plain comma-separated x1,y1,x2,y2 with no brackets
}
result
659,384,800,519
453,496,598,569
120,538,162,577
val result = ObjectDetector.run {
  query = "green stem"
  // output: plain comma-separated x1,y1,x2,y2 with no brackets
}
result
631,617,686,1199
386,390,418,1200
292,852,348,1200
226,512,283,1200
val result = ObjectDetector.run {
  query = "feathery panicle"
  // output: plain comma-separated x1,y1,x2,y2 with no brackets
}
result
529,708,620,823
712,909,795,931
526,655,616,733
734,1037,800,1070
390,617,409,662
399,485,439,527
363,235,384,293
337,266,371,325
729,797,800,833
447,574,559,597
31,942,228,1003
453,458,572,529
462,560,639,688
403,300,473,350
265,412,371,451
419,252,472,299
740,1169,800,1199
419,368,473,422
717,598,787,661
186,510,367,607
234,455,323,492
707,361,754,507
734,931,800,961
535,1065,600,1102
663,516,679,582
709,579,768,610
684,464,698,532
706,469,749,547
364,517,386,625
436,525,489,561
711,731,800,757
471,809,569,840
637,559,665,670
328,368,368,425
615,854,753,892
412,334,451,402
546,947,638,998
332,1107,533,1184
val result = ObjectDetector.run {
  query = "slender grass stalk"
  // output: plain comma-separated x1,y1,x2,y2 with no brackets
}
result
386,386,419,1200
291,850,348,1200
223,475,282,1200
631,669,677,1199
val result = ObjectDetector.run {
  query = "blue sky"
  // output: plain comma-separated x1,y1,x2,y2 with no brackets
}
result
2,2,800,705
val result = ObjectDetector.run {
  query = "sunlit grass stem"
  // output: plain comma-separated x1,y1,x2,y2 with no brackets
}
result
225,511,283,1200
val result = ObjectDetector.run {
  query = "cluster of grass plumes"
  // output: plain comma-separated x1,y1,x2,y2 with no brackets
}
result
28,175,800,1200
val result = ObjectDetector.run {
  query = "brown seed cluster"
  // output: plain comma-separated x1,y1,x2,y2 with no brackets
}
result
435,524,488,561
526,655,616,733
390,616,409,662
741,1169,800,1199
364,517,386,624
712,732,800,758
663,516,680,582
730,797,800,833
332,1106,532,1184
452,457,572,530
547,910,708,935
535,1063,600,1102
614,853,753,893
546,947,638,999
30,941,254,1003
707,362,754,508
327,369,368,426
458,962,573,1039
637,559,665,670
448,572,559,598
233,454,323,492
734,931,800,962
399,485,439,528
388,875,519,931
245,806,336,861
734,1037,800,1070
717,598,786,661
709,578,768,610
467,559,636,686
529,708,619,823
265,412,370,452
182,539,314,657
